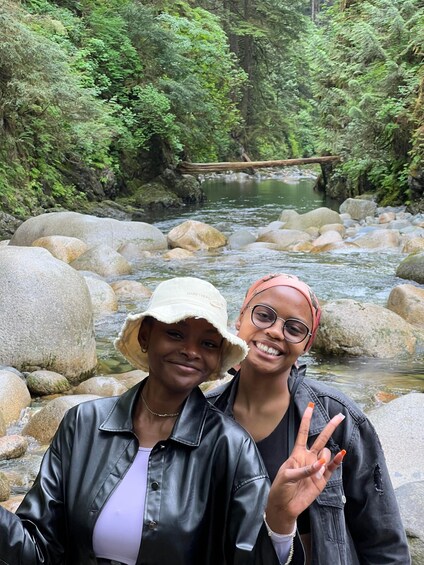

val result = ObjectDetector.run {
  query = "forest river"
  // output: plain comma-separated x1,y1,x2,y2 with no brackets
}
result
93,171,424,412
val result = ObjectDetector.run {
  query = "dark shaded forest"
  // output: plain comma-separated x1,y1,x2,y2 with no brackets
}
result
0,0,423,216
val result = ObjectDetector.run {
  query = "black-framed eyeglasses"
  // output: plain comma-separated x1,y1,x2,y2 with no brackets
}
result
248,304,312,344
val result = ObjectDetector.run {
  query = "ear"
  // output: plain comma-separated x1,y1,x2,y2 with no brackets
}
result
138,318,152,350
235,314,242,331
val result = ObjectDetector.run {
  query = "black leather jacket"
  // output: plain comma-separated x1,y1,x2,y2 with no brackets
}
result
0,382,283,565
207,366,411,565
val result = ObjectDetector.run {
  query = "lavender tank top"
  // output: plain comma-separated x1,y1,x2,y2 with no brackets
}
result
92,447,151,565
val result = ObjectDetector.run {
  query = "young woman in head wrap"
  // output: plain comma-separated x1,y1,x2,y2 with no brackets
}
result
208,273,410,564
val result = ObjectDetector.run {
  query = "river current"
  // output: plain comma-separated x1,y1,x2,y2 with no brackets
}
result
94,172,424,412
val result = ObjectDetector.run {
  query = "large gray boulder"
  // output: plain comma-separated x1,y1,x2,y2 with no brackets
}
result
0,246,97,383
9,211,167,252
395,481,424,565
368,393,424,489
314,299,419,358
339,198,377,220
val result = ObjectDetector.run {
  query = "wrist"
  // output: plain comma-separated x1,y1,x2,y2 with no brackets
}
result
264,512,297,540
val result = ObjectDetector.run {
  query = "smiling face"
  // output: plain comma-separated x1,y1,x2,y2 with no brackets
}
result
138,317,223,395
236,286,313,378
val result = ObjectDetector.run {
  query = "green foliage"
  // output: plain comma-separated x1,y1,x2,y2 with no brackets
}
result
311,0,424,203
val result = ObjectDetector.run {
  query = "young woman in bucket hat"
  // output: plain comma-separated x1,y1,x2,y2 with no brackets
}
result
1,276,345,565
207,273,411,564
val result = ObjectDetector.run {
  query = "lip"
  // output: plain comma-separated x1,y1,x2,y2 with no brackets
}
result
169,360,201,374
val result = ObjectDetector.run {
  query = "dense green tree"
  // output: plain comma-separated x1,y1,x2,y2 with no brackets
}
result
311,0,424,204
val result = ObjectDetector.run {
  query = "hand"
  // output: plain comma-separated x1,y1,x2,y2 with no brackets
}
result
265,402,346,534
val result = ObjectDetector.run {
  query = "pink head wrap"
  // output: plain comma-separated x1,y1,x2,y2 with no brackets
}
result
239,273,321,351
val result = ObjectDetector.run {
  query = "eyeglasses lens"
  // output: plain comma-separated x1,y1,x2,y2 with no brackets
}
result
251,305,309,343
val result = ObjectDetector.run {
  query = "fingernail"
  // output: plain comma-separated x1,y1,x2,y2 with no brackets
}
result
340,449,347,460
315,464,326,480
308,402,315,409
336,413,346,421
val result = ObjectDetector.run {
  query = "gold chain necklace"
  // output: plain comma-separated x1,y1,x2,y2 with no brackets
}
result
141,391,180,418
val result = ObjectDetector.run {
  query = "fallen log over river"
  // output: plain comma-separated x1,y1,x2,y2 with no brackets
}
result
178,155,340,174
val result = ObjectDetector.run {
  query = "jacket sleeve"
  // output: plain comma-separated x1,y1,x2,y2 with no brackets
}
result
342,416,410,564
0,413,74,564
226,436,293,565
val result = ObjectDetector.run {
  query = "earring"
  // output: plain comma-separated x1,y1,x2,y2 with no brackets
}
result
141,346,148,353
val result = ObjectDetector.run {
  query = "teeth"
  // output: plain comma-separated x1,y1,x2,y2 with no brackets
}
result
256,342,280,356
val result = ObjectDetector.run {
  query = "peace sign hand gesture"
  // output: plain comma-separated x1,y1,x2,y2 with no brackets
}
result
265,402,346,535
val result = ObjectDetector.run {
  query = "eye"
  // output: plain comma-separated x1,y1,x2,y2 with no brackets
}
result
285,320,308,337
254,306,275,323
203,340,220,349
166,329,183,340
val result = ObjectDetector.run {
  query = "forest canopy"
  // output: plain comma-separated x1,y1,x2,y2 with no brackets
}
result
0,0,423,216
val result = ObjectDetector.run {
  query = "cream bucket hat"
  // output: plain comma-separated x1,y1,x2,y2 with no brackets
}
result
115,277,248,379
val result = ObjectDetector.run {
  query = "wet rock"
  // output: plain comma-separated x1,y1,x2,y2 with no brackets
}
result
314,299,419,358
402,236,424,254
387,284,424,327
22,395,100,445
257,229,312,250
319,223,346,236
83,277,118,315
25,370,71,396
311,230,343,250
73,376,127,397
0,472,10,502
347,229,401,250
228,229,257,249
32,235,88,264
117,242,152,263
167,220,227,251
110,280,152,302
396,251,424,284
110,370,147,390
0,212,22,239
9,211,167,252
368,393,424,488
395,481,424,564
163,248,194,260
339,198,377,220
71,244,132,277
0,413,5,438
0,495,24,512
0,435,28,461
0,246,97,383
280,207,342,230
0,370,31,427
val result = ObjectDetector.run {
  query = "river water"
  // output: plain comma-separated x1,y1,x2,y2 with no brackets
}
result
94,172,424,412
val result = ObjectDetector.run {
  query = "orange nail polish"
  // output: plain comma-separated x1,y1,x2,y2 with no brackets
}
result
340,449,347,460
308,402,315,409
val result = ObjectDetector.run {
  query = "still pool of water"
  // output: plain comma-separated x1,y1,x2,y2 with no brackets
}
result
93,173,424,411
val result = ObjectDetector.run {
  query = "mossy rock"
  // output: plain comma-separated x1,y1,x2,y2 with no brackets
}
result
396,252,424,284
131,182,183,209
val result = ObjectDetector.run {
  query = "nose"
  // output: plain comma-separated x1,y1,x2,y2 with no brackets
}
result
264,320,286,340
180,341,201,359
